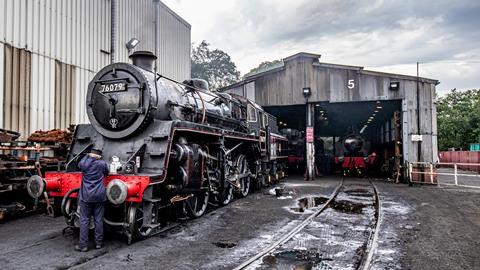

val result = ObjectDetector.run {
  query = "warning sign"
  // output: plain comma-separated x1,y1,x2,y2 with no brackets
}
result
306,127,314,143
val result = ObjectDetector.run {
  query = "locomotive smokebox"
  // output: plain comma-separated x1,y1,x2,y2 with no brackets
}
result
129,51,157,72
344,134,364,155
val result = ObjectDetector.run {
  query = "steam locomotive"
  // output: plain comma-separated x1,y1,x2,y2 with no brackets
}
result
335,134,376,176
27,51,288,243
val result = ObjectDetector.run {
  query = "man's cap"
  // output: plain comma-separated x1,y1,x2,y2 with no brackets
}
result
91,149,103,155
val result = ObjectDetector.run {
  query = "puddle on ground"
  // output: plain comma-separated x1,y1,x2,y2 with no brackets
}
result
262,249,333,270
212,240,236,248
329,200,366,214
291,196,329,212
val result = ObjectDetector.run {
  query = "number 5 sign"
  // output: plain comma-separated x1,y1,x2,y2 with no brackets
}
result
347,79,355,89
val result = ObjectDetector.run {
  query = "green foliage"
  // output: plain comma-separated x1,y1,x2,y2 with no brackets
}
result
244,59,283,78
191,41,240,90
437,88,480,150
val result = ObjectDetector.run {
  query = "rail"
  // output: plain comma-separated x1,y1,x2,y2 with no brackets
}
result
233,179,345,270
408,161,480,189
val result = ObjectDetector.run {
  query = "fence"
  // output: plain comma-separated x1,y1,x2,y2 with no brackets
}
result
408,161,480,189
439,151,480,172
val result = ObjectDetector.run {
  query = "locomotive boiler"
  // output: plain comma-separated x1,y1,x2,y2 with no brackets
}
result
27,51,287,243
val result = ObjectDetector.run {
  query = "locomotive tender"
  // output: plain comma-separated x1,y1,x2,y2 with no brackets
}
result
27,51,287,243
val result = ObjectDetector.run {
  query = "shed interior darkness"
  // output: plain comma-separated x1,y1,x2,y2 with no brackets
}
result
267,100,401,136
266,100,403,174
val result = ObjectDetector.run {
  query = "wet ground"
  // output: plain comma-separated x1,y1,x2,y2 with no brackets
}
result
249,180,378,270
0,175,479,269
370,181,480,270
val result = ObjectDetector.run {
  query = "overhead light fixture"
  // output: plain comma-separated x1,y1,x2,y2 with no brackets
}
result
279,121,283,124
360,126,367,134
315,104,320,107
319,110,324,113
374,110,379,113
376,106,382,109
302,87,312,98
389,81,400,91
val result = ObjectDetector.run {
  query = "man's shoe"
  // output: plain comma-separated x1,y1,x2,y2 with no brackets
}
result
95,243,103,249
74,245,88,252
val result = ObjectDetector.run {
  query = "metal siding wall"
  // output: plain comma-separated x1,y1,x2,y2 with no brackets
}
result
74,68,95,124
0,42,3,127
54,60,76,130
1,0,190,132
31,53,55,132
3,45,31,138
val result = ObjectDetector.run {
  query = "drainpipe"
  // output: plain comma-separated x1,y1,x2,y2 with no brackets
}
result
110,0,117,63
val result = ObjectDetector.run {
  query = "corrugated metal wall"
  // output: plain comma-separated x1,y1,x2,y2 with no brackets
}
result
55,61,76,130
30,53,55,132
3,45,32,138
0,0,191,134
0,42,3,128
115,0,191,80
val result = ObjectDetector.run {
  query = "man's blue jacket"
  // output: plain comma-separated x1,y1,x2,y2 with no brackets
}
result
78,155,109,203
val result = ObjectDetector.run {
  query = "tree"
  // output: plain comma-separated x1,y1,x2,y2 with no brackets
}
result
244,59,283,78
437,88,480,150
191,41,240,90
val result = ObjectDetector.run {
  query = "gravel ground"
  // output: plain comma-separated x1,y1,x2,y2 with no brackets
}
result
370,181,480,270
0,177,340,270
1,176,479,270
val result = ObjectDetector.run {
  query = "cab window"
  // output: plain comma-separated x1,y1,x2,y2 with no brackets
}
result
247,104,257,122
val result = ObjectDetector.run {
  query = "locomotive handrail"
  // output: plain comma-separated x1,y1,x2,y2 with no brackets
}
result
65,143,93,170
94,77,131,83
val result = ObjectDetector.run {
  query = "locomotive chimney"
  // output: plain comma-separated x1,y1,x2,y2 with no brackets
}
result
129,51,157,72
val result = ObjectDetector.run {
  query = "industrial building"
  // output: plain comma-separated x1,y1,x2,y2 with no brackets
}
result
221,52,438,180
0,0,191,137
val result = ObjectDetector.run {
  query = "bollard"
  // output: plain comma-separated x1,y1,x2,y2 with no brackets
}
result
430,163,434,184
409,163,413,182
454,164,458,186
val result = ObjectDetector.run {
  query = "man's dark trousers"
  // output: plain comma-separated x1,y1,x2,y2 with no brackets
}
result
79,200,104,248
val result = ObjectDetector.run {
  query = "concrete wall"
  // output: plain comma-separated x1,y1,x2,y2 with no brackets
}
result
223,53,438,163
0,0,190,136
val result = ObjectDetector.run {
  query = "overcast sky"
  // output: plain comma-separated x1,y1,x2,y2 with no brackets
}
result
163,0,480,95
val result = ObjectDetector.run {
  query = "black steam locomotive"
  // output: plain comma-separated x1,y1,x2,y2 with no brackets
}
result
335,134,376,176
27,51,288,243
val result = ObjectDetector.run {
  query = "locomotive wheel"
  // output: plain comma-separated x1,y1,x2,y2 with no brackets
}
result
61,188,81,227
127,203,145,242
218,184,233,206
185,187,210,218
236,155,250,198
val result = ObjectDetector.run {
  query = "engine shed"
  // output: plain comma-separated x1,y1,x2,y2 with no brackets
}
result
221,52,438,181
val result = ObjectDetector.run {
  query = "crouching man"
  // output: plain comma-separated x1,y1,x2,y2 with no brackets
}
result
75,149,109,252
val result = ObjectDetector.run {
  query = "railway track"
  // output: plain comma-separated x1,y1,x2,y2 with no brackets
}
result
233,177,382,270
